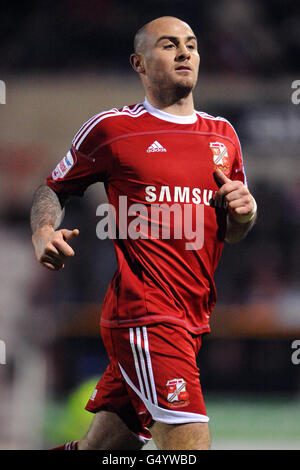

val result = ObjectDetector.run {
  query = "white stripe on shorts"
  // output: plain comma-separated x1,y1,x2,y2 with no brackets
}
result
129,327,145,397
142,327,158,405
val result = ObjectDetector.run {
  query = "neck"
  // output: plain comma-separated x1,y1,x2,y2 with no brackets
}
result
145,89,195,116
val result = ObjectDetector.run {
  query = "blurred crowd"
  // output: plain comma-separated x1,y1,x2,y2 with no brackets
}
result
1,0,299,76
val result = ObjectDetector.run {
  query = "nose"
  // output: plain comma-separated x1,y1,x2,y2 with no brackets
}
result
175,44,191,62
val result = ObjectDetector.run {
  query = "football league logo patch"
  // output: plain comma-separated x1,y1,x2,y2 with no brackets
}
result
166,378,189,408
209,141,230,175
52,150,75,180
90,389,98,401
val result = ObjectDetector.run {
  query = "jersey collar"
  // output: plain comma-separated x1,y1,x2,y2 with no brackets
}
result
143,97,197,124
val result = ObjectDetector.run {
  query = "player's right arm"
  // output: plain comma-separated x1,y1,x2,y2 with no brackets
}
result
30,184,79,271
31,108,114,270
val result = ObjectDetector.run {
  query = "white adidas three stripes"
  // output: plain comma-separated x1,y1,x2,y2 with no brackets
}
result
129,327,158,406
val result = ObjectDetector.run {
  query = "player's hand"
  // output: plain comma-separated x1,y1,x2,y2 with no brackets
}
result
213,169,256,223
32,225,79,271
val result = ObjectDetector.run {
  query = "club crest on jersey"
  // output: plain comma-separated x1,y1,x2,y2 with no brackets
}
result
166,378,189,408
209,142,230,175
52,150,74,180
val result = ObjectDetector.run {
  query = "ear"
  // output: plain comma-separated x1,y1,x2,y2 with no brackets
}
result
130,53,145,74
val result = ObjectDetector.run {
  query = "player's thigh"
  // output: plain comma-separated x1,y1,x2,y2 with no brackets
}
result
151,421,210,450
79,410,144,450
85,338,152,447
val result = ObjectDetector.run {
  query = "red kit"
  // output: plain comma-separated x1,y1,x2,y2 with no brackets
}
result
47,99,247,435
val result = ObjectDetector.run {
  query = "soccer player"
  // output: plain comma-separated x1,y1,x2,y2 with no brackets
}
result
30,16,257,450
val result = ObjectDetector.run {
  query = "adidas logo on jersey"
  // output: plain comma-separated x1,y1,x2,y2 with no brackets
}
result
147,141,167,153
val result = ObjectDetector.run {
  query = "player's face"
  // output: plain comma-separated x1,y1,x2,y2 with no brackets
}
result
142,18,200,96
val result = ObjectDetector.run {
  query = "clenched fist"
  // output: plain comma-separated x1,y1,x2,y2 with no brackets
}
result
32,225,79,271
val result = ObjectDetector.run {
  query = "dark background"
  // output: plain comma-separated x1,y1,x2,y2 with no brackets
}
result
0,0,299,449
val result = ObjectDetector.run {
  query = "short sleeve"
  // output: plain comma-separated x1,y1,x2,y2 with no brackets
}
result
46,113,113,197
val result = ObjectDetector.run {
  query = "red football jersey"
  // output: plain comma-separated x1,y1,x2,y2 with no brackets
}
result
46,99,247,334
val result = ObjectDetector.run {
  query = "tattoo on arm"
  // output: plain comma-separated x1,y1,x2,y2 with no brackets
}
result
30,185,66,233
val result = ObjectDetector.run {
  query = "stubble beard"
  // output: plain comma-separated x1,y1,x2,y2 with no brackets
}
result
151,73,197,107
156,81,195,107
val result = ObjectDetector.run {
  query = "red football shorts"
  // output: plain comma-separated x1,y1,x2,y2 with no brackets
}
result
85,323,208,441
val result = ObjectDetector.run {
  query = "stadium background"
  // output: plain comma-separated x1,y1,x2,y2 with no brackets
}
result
0,0,300,449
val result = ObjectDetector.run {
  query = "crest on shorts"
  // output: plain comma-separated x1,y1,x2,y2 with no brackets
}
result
166,378,189,408
209,142,230,175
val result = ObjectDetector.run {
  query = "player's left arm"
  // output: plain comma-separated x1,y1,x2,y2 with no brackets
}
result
213,168,257,244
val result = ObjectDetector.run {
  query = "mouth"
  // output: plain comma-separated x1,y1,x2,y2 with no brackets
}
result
175,66,192,72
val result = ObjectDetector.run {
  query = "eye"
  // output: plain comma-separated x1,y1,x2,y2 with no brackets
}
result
164,43,175,49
